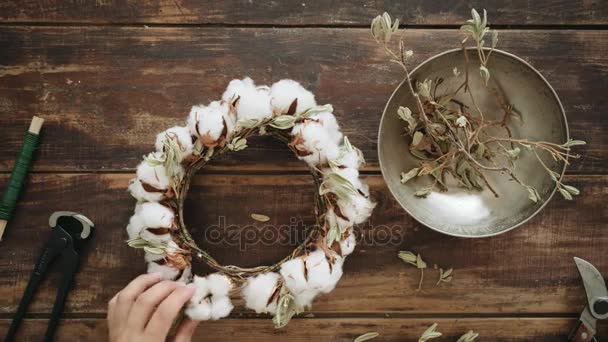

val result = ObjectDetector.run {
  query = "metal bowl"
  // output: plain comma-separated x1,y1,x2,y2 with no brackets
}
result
378,48,569,238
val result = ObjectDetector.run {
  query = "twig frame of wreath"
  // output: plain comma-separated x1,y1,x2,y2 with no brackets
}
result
126,78,375,328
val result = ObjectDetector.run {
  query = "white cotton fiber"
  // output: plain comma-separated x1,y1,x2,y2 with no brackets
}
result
270,79,317,115
134,202,175,243
241,272,281,314
155,126,193,161
325,208,353,234
137,202,175,229
126,214,145,240
188,102,227,147
320,257,344,293
304,250,332,291
185,301,212,321
335,145,365,169
339,229,357,256
292,289,319,309
128,178,163,203
147,262,180,281
210,296,234,320
337,193,376,224
222,78,272,122
279,257,308,294
291,120,340,166
206,273,232,297
177,266,193,283
186,274,234,321
128,159,172,202
309,112,342,144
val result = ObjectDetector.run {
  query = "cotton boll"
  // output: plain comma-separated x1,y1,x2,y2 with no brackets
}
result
155,126,193,161
136,202,175,243
147,262,180,281
340,229,357,256
185,301,212,321
290,120,340,166
304,250,332,291
128,178,164,203
337,193,376,224
279,258,308,294
325,208,353,233
176,266,192,283
206,273,232,297
222,78,272,122
335,146,365,169
186,275,233,321
137,202,175,229
128,159,172,202
188,102,227,147
241,272,281,314
189,275,210,303
321,257,344,293
292,289,319,309
126,214,145,239
210,296,234,320
270,79,317,115
309,112,342,144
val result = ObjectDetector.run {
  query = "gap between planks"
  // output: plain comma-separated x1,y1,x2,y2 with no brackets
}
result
0,22,607,30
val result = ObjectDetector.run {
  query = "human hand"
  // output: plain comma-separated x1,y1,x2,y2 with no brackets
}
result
108,273,199,342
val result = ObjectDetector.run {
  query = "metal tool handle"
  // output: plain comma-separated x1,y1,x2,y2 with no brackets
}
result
568,320,597,342
44,249,79,342
4,237,67,342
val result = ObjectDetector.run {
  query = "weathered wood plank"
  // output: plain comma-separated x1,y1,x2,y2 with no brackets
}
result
0,1,606,26
1,317,605,342
0,174,604,315
0,28,605,173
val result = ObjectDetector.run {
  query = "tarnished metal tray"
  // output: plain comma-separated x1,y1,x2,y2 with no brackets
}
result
378,48,569,237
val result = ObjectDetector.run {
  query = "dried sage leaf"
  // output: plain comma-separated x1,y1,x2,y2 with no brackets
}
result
353,332,379,342
251,213,270,222
457,330,480,342
418,323,442,342
400,168,420,184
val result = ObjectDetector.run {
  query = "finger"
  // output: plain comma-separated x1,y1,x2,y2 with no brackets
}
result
107,294,119,340
127,281,181,330
172,318,200,342
146,285,196,337
114,273,163,322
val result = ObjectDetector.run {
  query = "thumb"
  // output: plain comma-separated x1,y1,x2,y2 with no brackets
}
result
172,318,200,342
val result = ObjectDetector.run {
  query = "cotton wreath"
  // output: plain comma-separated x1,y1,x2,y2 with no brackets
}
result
126,77,375,328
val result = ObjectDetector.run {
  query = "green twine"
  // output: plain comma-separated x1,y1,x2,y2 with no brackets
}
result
0,132,40,221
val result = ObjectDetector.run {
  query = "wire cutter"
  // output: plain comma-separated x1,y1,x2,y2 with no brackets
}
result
569,257,608,342
4,211,94,342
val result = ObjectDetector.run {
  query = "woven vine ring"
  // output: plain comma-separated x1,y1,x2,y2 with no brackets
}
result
126,78,375,327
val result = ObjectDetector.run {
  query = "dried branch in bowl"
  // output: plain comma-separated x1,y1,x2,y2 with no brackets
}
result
371,10,586,202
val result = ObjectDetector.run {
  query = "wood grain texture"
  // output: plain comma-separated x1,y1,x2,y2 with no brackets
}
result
0,173,604,315
2,317,607,342
0,27,605,173
0,1,606,25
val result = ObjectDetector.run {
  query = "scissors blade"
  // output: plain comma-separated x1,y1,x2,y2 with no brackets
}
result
574,257,608,307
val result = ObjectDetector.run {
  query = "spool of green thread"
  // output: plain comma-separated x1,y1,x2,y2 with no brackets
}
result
0,116,44,240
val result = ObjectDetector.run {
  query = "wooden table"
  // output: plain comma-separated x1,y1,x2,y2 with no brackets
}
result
0,1,606,341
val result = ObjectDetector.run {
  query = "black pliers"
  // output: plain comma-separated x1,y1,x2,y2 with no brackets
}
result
4,211,94,342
